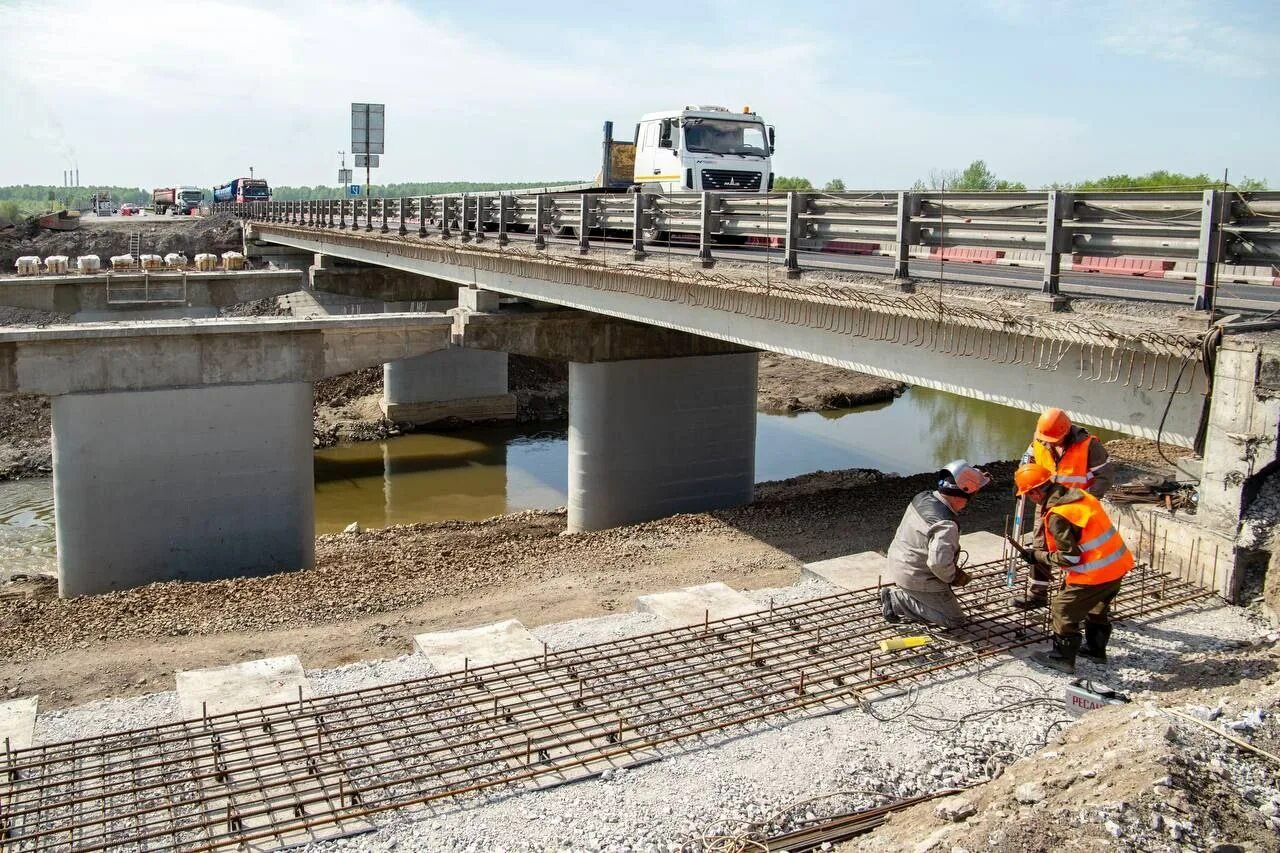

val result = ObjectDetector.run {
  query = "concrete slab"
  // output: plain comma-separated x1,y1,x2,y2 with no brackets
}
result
802,551,890,591
635,582,760,626
175,655,312,721
959,531,1010,566
413,618,545,674
0,696,37,752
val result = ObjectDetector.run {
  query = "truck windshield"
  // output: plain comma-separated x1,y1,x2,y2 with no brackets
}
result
682,119,768,156
179,191,202,202
243,186,269,198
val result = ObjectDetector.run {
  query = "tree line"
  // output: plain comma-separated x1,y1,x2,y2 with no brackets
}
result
774,164,1268,193
268,181,578,201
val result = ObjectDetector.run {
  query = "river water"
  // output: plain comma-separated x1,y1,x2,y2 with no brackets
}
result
0,387,1115,570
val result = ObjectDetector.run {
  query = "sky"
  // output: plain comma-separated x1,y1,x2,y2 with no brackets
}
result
1,0,1276,190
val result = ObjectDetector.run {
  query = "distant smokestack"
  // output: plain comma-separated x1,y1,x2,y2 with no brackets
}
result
75,168,79,187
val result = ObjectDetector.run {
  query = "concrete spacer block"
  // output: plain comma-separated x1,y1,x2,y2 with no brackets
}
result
459,286,500,312
0,696,38,751
413,618,545,674
1025,294,1071,314
958,531,1009,567
635,582,759,626
802,551,890,590
175,655,312,721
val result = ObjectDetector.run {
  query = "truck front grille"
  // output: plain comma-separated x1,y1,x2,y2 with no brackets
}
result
700,169,763,191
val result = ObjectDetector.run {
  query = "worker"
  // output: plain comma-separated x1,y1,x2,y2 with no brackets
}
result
1014,462,1134,673
880,460,991,630
1011,407,1114,609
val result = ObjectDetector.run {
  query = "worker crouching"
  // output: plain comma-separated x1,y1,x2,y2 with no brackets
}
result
881,460,991,630
1014,462,1135,673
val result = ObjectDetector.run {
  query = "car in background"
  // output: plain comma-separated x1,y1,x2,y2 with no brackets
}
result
119,203,141,216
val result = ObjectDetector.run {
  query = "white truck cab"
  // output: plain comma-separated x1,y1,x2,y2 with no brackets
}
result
631,105,774,194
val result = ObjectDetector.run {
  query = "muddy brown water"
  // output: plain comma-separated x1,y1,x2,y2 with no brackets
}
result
0,388,1118,573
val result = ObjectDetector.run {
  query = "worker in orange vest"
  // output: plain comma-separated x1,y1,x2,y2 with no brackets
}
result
1011,407,1114,610
1014,462,1135,673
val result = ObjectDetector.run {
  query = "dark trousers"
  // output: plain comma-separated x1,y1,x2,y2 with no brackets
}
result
1051,576,1123,636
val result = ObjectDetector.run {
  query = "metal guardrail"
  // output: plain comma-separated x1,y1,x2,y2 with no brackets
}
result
216,189,1280,312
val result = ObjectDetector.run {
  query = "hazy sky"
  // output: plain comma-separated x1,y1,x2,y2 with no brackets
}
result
2,0,1275,189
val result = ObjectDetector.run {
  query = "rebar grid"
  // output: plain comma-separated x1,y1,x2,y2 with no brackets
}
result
1,562,1211,852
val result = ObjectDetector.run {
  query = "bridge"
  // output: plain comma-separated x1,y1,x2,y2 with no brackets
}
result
3,188,1278,602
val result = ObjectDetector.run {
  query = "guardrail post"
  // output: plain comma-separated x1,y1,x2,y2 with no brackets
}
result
892,191,918,282
474,195,487,243
416,196,428,238
1042,190,1065,295
698,191,715,268
397,197,407,236
439,196,452,239
631,193,648,260
784,192,803,278
1193,189,1224,313
498,195,511,246
365,197,374,232
379,198,389,234
338,199,347,229
460,194,472,242
578,195,592,254
534,195,547,250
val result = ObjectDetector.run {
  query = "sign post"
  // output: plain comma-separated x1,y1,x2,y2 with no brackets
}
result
351,103,385,199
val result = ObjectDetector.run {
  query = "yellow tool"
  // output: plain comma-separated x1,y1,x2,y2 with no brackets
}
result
877,635,932,653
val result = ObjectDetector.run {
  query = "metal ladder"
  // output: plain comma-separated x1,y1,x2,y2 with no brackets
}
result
128,231,141,259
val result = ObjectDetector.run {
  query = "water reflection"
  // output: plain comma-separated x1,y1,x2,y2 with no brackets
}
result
0,387,1125,553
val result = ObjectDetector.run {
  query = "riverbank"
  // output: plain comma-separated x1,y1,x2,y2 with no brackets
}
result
0,461,1006,707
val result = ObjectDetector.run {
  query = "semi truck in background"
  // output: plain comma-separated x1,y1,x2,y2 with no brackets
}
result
559,105,776,194
153,186,204,215
213,177,271,204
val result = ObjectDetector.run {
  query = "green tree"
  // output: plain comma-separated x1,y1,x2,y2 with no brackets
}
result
772,176,813,191
1055,170,1268,191
823,178,846,192
911,161,1024,191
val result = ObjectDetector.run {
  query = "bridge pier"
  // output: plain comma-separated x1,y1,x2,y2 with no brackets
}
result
52,382,315,597
567,352,757,532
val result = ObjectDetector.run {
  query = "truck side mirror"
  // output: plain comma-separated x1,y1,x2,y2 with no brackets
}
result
658,119,673,149
767,126,776,154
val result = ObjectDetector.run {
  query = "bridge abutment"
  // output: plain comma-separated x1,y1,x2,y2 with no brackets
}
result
52,381,315,597
567,352,757,532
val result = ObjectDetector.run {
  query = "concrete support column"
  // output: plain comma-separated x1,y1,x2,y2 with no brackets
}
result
568,352,757,532
381,348,516,425
52,382,315,596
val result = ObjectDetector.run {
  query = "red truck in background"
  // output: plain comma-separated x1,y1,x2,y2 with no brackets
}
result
152,186,203,215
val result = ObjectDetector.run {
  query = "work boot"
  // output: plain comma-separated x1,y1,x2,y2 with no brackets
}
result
880,587,900,624
1009,589,1049,610
1079,622,1112,662
1032,633,1081,674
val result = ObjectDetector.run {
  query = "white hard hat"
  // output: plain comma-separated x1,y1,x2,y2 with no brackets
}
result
939,459,991,496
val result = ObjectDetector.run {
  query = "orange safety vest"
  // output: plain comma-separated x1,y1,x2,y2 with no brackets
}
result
1044,491,1134,586
1032,435,1097,489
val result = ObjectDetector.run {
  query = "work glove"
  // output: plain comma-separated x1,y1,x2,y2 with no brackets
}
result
1033,549,1052,567
951,567,971,588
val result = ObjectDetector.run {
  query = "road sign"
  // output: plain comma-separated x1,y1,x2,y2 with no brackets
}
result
348,184,361,197
338,168,352,184
354,154,379,168
351,103,385,155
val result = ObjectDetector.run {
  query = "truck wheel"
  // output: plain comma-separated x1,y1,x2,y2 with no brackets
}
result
551,225,575,238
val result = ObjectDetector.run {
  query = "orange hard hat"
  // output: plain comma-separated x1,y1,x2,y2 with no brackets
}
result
1034,407,1072,443
1014,463,1054,496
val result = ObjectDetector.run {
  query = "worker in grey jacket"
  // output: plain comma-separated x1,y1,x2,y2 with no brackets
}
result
881,460,991,629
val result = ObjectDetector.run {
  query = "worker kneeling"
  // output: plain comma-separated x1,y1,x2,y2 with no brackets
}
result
1014,462,1135,673
881,460,991,630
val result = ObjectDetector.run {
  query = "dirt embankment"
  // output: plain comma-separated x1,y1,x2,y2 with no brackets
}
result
0,462,1015,707
758,353,903,413
0,214,243,270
